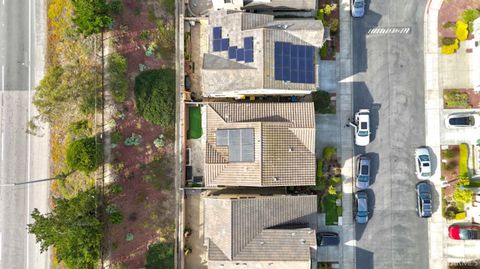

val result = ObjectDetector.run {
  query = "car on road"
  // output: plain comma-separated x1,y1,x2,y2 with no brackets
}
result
316,232,340,246
415,181,432,218
355,191,369,224
356,155,371,189
448,224,480,240
354,109,370,146
351,0,365,17
445,113,480,128
415,147,431,179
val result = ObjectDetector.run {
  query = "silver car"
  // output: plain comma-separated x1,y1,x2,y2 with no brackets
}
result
351,0,365,18
355,191,369,224
356,156,371,189
415,147,431,180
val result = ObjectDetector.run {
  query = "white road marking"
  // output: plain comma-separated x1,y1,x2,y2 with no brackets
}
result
367,27,411,35
1,132,3,161
1,65,4,92
0,232,2,261
26,0,32,267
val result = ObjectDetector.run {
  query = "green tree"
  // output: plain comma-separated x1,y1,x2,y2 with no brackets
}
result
71,0,113,35
107,53,129,102
66,137,103,173
28,189,102,269
134,69,175,126
146,242,174,269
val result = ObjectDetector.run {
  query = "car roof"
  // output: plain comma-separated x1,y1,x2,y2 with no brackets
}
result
416,182,431,193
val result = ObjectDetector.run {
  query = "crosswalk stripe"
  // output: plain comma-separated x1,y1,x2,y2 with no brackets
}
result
367,27,412,35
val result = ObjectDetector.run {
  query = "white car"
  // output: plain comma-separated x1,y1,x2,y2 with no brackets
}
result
351,0,365,18
445,113,480,128
415,147,431,180
355,109,370,146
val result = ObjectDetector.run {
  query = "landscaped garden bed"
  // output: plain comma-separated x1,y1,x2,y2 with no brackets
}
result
443,89,480,109
316,0,340,60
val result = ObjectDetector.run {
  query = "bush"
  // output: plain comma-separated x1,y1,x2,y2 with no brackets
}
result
109,183,123,194
315,9,325,22
71,0,113,35
441,37,457,45
139,30,150,41
317,159,324,178
155,20,175,59
454,211,466,220
336,205,343,217
443,148,455,158
313,90,333,113
455,20,469,41
327,185,337,195
68,120,91,137
330,176,342,185
461,9,480,31
66,137,103,173
444,89,470,108
134,69,176,126
459,143,469,177
146,242,174,269
315,176,327,191
323,146,336,161
320,45,328,58
444,206,457,220
111,131,122,145
453,187,472,204
109,0,123,14
107,53,129,103
328,18,339,33
441,39,459,54
124,133,142,146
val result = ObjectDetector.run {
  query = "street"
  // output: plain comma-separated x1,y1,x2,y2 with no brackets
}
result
0,0,49,268
352,0,430,268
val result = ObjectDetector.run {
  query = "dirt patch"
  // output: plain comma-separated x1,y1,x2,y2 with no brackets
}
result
444,88,480,109
104,0,176,267
318,0,340,60
441,145,460,197
437,0,480,40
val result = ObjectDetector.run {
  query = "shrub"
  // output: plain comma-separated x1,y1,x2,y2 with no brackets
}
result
461,9,480,31
66,137,103,173
442,21,456,29
155,20,175,59
109,183,123,194
315,176,327,191
441,37,457,45
443,148,455,158
315,9,325,22
154,134,166,148
453,187,472,204
313,90,333,113
111,131,122,145
455,20,469,41
134,69,176,126
444,206,457,220
71,0,113,35
454,211,466,220
323,146,337,161
146,242,174,269
444,89,470,108
68,120,91,137
445,162,456,171
124,133,142,146
330,176,342,185
106,204,124,224
320,45,328,58
317,159,324,178
327,185,337,195
441,38,459,54
336,205,343,217
459,143,469,177
109,0,123,14
139,30,150,41
328,18,339,33
107,53,129,102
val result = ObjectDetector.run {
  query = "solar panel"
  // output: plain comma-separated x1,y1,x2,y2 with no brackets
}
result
236,48,245,61
245,50,254,63
213,39,221,52
217,129,254,162
244,37,253,50
274,42,315,84
228,46,237,59
221,38,229,51
306,71,314,83
216,129,229,146
213,27,222,39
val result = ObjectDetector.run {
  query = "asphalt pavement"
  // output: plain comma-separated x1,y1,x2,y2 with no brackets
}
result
0,0,49,268
352,0,430,268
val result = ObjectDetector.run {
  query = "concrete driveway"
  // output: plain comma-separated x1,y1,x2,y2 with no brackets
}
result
315,114,340,159
440,109,480,145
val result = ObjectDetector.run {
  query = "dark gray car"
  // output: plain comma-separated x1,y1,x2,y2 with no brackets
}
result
355,191,369,224
316,232,340,246
356,156,371,189
416,181,432,218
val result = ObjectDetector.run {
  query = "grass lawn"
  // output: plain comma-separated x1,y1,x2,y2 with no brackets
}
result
187,106,202,139
322,194,338,225
459,143,469,177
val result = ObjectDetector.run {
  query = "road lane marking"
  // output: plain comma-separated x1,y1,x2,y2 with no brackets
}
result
367,27,411,35
0,232,2,261
1,132,3,161
26,0,32,267
1,65,4,92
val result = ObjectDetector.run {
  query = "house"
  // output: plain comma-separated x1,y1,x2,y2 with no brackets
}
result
242,0,317,16
202,10,325,98
203,195,318,269
204,102,316,187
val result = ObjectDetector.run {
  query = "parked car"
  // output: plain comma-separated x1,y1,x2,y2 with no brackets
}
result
445,113,480,128
354,109,370,146
415,147,431,179
356,155,371,189
351,0,365,17
448,224,480,240
355,191,369,224
316,232,340,246
415,181,432,218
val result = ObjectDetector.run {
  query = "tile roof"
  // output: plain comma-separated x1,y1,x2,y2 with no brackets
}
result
204,102,316,187
204,195,317,266
243,0,317,11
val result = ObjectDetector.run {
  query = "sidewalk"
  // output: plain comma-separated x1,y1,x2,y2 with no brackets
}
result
424,0,448,268
338,0,355,268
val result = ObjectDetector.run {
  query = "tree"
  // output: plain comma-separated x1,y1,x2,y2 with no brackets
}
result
145,242,174,269
134,69,176,126
28,189,102,269
66,137,103,173
71,0,113,35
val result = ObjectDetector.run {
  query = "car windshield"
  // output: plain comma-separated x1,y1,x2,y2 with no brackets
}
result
419,155,429,162
361,165,369,175
358,130,369,136
421,172,431,177
459,229,471,240
354,1,364,8
357,211,368,217
358,175,369,182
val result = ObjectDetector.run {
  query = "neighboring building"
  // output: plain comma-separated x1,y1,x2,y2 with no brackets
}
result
472,17,480,92
203,195,318,269
243,0,317,15
202,10,325,97
204,102,316,187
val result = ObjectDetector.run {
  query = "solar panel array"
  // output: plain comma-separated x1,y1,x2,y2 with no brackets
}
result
274,42,315,84
212,27,254,63
216,128,254,162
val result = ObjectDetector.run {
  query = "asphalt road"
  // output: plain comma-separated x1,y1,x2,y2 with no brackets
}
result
352,0,430,268
0,0,49,268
